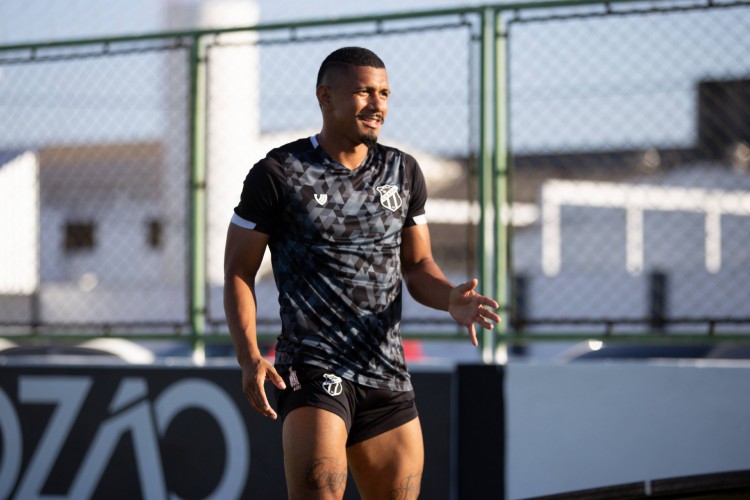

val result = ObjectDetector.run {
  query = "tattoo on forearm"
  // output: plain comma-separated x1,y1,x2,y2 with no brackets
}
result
305,457,347,493
389,472,421,500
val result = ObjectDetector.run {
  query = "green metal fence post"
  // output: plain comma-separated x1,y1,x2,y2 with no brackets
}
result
493,9,510,363
189,35,208,364
479,7,497,363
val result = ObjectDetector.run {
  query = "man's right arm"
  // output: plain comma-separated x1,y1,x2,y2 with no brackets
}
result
224,223,286,419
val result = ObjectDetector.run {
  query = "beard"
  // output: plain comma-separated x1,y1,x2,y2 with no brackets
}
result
361,135,378,149
357,113,383,149
359,130,379,149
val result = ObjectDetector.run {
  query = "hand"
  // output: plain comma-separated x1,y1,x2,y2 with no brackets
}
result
449,278,501,346
240,355,286,419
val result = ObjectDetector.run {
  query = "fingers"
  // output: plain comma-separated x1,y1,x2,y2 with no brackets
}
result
258,394,279,421
451,279,503,346
242,360,282,420
459,279,499,309
460,305,497,347
467,290,502,346
456,278,479,294
248,383,278,420
268,365,287,390
466,280,500,324
469,311,499,338
478,303,501,325
468,323,478,346
481,296,500,311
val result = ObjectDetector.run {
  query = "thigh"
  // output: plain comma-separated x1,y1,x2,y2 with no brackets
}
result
283,407,349,500
346,417,424,500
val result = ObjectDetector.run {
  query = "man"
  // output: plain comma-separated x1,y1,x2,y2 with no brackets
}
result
224,46,500,499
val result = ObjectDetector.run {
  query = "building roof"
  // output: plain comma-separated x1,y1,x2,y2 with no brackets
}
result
38,142,165,203
0,150,28,167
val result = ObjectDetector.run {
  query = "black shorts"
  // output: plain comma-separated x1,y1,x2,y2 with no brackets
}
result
274,364,418,447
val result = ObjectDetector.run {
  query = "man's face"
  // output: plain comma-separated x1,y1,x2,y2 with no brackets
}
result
320,65,389,147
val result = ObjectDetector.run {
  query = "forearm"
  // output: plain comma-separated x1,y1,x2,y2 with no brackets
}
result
224,274,263,365
403,257,454,311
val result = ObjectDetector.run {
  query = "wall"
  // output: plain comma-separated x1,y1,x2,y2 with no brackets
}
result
0,366,454,499
2,361,749,499
0,152,38,295
506,362,750,499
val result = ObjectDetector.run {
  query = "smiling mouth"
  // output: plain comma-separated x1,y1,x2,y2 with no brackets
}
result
358,114,383,127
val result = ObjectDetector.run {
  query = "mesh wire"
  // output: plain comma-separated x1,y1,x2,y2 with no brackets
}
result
1,2,748,340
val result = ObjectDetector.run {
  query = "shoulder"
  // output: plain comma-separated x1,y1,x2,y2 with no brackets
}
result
251,137,316,178
265,137,317,163
373,142,420,169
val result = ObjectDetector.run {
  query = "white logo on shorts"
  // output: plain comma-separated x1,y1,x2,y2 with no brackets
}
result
322,373,343,397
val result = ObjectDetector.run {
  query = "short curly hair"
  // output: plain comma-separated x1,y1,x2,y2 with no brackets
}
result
316,47,386,86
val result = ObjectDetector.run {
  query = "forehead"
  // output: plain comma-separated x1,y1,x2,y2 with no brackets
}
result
332,65,389,89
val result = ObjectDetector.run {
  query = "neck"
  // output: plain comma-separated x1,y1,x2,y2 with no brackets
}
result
316,132,369,170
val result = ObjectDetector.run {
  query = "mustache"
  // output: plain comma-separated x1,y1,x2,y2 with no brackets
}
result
357,112,384,123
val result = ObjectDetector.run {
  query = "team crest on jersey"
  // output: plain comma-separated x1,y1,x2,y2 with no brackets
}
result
322,373,343,396
314,194,328,206
377,184,402,212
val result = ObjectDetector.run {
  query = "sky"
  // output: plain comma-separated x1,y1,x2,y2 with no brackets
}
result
0,0,485,44
0,1,475,143
1,0,748,154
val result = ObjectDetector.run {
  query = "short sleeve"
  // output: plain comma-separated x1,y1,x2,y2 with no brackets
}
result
233,157,286,234
404,155,428,227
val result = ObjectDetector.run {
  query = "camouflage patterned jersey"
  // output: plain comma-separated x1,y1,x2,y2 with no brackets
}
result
232,136,427,392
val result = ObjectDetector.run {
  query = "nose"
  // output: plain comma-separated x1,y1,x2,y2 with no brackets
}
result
368,93,386,112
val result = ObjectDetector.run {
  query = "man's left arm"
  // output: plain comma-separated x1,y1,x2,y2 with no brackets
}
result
401,224,501,346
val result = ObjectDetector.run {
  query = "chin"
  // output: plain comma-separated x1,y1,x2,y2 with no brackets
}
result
360,132,379,149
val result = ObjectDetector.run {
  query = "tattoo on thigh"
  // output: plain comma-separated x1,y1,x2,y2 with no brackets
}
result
305,457,347,493
389,472,421,500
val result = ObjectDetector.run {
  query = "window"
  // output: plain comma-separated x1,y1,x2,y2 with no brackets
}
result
146,219,162,249
65,222,95,252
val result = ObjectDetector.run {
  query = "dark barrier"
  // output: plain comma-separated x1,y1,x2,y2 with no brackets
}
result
0,364,502,499
0,366,278,499
455,364,506,500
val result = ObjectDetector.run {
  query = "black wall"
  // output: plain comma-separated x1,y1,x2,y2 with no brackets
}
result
0,364,505,499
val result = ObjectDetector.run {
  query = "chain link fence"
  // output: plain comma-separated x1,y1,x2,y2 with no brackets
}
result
506,1,750,335
0,9,481,342
0,38,192,337
202,17,480,335
1,0,749,349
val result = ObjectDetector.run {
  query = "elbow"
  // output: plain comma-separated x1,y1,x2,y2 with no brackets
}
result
225,265,255,286
401,257,431,293
224,254,256,285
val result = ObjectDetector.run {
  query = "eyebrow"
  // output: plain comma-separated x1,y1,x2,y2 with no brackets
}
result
354,85,390,93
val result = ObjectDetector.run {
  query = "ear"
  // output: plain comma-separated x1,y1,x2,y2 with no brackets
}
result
316,85,332,109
